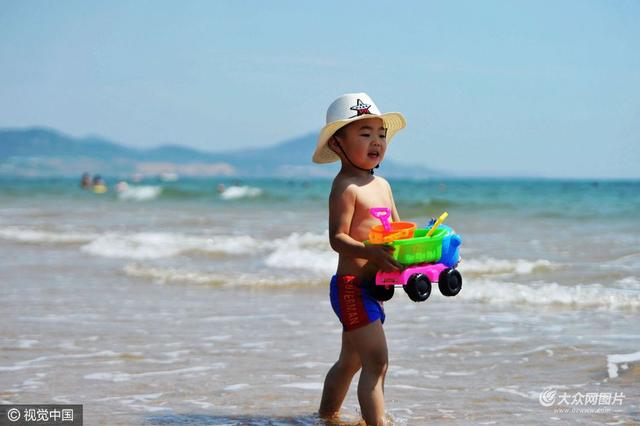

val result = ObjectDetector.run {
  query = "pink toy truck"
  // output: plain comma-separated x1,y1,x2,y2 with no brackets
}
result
372,262,462,302
366,208,463,302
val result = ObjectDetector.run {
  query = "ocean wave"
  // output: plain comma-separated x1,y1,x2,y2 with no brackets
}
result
117,185,163,201
123,263,225,285
617,276,640,288
122,263,640,310
457,279,640,311
219,185,263,200
81,232,198,259
81,232,272,260
122,263,323,287
265,231,336,275
82,231,331,260
607,351,640,379
605,252,640,272
458,257,554,276
0,224,332,262
2,223,558,282
0,226,98,244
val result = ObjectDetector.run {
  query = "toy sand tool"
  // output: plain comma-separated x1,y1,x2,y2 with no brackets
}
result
370,207,392,231
426,211,449,237
368,207,416,244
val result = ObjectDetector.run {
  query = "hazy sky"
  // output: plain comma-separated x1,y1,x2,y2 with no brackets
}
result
1,1,638,178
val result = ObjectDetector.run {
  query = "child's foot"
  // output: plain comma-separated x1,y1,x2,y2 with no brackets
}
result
318,411,366,426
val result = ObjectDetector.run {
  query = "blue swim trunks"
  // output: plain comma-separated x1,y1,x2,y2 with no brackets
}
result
329,275,385,332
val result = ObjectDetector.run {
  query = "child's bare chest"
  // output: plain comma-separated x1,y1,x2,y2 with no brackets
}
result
355,187,391,210
350,183,393,238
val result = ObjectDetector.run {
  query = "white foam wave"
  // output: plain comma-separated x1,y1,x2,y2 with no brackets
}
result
0,226,98,244
280,382,323,390
94,393,163,403
386,384,438,392
265,231,336,274
607,351,640,378
84,365,224,382
459,257,553,276
79,229,330,261
0,350,130,372
117,185,162,201
458,279,640,311
81,232,270,259
617,276,640,288
205,234,273,255
123,263,320,287
494,386,538,400
219,185,263,200
82,232,198,259
224,383,250,391
16,339,39,349
123,264,226,284
387,367,420,377
184,399,214,409
294,361,332,369
2,224,564,290
98,229,334,270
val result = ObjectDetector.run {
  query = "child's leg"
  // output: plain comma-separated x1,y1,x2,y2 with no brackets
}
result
346,320,388,426
319,331,362,419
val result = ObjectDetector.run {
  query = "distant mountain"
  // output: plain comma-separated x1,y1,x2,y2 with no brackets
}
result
0,128,135,158
0,127,445,178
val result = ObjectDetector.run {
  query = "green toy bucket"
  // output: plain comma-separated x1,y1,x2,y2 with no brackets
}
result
389,228,447,265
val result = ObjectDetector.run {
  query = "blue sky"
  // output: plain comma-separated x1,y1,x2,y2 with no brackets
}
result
1,0,638,178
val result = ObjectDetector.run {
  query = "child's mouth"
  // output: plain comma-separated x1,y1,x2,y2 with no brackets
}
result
368,151,380,159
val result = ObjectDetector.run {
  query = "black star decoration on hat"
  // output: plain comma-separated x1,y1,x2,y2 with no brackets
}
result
350,99,371,117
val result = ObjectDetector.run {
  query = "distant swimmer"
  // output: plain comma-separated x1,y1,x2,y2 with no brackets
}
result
92,175,108,194
80,172,92,189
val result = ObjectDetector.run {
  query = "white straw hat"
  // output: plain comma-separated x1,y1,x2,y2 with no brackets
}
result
312,92,406,164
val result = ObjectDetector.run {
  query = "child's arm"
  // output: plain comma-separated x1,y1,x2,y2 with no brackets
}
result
329,184,401,272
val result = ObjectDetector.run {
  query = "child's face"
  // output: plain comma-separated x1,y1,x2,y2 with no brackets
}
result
331,117,388,171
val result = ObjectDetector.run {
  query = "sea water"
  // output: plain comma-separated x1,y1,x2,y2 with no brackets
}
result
0,177,638,425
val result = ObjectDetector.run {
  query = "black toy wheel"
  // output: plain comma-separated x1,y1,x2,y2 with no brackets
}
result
404,273,431,302
369,284,395,301
438,268,462,297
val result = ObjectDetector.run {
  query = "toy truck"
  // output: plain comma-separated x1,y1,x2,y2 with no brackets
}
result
367,209,463,302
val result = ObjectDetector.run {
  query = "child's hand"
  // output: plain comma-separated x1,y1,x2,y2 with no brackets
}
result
366,245,403,272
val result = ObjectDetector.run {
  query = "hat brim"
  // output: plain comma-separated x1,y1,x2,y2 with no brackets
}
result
312,112,406,164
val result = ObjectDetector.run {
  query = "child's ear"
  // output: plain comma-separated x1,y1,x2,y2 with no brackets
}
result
328,136,340,153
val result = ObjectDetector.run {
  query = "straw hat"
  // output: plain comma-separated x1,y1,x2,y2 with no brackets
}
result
312,92,406,164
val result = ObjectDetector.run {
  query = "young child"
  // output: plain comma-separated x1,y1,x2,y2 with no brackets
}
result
313,93,406,425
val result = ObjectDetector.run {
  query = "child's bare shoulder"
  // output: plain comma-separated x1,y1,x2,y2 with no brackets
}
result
366,176,393,199
329,178,357,214
330,174,359,197
329,176,392,214
373,175,392,190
